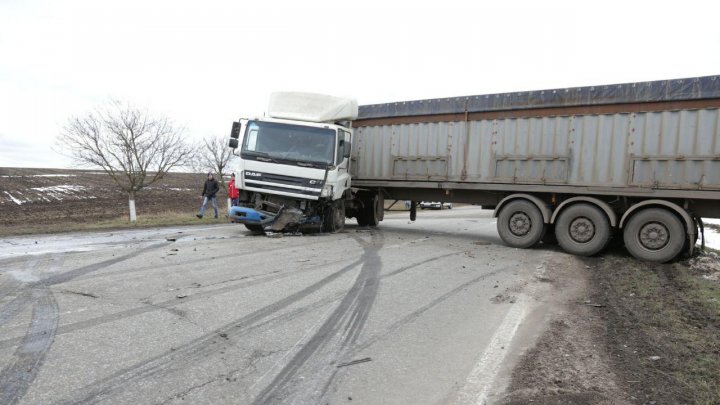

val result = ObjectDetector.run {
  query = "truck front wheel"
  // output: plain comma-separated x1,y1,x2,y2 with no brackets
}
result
623,208,685,263
555,203,611,256
322,200,345,232
497,199,546,248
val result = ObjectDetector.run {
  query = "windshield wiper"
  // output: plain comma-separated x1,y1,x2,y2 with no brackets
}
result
245,150,278,163
295,159,331,168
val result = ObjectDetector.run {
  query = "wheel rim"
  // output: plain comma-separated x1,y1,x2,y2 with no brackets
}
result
638,221,670,250
569,216,595,243
509,212,531,236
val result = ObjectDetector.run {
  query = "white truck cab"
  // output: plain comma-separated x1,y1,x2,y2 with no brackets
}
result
228,93,361,233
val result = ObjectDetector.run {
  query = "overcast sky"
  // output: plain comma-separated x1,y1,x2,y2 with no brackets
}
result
1,0,719,168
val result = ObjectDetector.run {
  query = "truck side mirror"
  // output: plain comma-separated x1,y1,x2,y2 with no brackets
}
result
230,121,241,139
229,138,239,149
343,140,352,158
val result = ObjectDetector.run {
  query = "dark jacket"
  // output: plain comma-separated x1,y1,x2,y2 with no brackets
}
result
202,178,220,198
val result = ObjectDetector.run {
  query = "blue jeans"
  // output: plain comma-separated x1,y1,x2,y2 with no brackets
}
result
199,196,218,218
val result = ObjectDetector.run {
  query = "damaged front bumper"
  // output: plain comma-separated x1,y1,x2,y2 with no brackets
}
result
229,206,321,233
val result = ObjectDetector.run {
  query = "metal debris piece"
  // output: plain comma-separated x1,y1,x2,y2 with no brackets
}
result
336,357,372,368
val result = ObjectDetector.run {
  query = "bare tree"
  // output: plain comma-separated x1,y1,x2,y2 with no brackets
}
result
57,100,194,222
194,135,236,210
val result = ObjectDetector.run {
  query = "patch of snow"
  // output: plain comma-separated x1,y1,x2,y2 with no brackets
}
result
0,174,76,178
3,191,23,205
6,269,40,283
31,184,86,193
701,218,720,251
29,184,88,202
702,228,720,251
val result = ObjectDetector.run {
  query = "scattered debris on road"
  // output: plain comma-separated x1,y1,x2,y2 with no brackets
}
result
336,357,372,368
61,290,99,299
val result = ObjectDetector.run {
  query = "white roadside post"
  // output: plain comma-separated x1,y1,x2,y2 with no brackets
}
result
128,198,137,222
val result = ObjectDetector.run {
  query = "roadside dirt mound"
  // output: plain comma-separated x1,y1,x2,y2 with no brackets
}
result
0,167,220,226
504,247,720,405
501,257,629,405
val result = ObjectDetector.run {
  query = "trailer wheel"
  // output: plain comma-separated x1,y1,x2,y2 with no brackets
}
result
555,203,611,256
623,208,685,263
244,224,265,235
497,199,546,248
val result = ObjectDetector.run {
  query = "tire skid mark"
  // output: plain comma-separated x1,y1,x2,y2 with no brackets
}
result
0,290,33,327
0,287,58,405
55,258,365,405
252,232,385,405
322,266,510,401
37,242,169,287
355,266,508,354
72,233,358,283
53,235,469,404
0,244,166,405
0,256,41,321
0,256,358,351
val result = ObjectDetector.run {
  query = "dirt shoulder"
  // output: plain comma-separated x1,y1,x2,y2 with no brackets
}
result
501,248,720,405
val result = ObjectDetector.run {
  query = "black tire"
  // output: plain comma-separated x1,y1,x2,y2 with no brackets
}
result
355,191,382,227
244,224,265,235
496,199,546,248
555,203,611,256
322,200,345,233
623,208,685,263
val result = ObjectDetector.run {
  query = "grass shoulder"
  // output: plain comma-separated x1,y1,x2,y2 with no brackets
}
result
591,251,720,404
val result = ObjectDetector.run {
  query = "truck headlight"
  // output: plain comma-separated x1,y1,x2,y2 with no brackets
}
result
321,184,333,197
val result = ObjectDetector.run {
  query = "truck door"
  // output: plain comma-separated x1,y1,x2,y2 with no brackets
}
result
337,129,352,191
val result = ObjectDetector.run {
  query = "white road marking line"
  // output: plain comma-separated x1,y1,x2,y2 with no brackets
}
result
455,297,528,405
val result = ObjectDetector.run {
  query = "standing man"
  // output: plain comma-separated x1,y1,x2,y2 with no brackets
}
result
228,173,240,207
197,172,220,219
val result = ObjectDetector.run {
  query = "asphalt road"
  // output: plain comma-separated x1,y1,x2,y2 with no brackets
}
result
0,206,573,404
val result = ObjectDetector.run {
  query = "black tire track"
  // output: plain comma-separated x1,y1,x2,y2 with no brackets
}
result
0,243,167,405
0,255,351,351
320,266,509,400
70,233,359,283
252,232,385,405
0,287,58,404
55,257,365,405
58,233,466,405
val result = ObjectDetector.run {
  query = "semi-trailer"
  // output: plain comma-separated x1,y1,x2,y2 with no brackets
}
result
229,75,720,262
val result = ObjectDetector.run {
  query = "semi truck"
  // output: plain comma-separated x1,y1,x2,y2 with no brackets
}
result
229,75,720,262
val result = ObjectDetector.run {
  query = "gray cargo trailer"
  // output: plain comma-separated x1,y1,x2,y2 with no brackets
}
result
349,75,720,262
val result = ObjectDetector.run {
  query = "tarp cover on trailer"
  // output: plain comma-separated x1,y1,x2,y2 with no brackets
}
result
358,75,720,119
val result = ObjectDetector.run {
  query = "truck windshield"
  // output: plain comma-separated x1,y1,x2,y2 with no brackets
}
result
242,120,336,166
